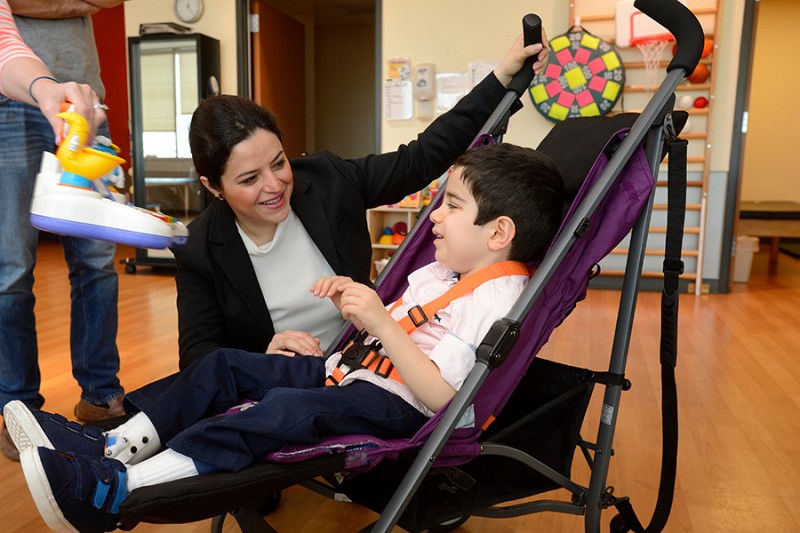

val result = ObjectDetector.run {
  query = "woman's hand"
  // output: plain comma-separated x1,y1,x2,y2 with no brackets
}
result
493,29,550,88
266,330,323,357
32,77,105,140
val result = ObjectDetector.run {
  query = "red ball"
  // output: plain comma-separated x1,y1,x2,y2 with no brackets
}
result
693,96,708,109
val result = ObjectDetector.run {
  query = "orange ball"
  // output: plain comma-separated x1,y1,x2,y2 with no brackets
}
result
701,37,713,58
687,63,710,84
672,37,713,58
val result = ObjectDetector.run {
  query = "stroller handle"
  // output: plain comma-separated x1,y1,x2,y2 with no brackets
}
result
506,14,542,97
634,0,704,76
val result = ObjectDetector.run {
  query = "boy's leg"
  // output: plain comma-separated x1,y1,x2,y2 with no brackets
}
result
126,349,327,445
167,380,429,472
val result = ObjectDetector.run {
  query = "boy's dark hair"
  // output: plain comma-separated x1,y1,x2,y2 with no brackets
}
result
189,95,283,189
453,143,564,263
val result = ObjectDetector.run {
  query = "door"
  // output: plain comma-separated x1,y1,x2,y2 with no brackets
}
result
251,1,306,159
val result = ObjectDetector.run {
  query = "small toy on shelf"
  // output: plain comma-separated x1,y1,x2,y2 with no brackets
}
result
376,222,408,246
30,111,188,249
391,221,407,245
378,227,394,245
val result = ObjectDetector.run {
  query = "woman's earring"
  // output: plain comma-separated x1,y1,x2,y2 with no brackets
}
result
216,194,224,201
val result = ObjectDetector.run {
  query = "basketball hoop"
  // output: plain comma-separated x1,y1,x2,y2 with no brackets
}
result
631,36,671,91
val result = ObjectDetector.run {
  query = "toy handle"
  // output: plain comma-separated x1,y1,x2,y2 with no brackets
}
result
507,14,543,97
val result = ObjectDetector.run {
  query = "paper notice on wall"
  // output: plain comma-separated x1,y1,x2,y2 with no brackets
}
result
384,79,413,120
435,72,469,114
468,61,498,89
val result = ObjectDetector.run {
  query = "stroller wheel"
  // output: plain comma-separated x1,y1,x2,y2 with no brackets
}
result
253,491,282,515
609,514,630,533
427,515,470,532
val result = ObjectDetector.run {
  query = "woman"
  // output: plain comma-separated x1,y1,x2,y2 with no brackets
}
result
0,0,103,137
173,33,549,370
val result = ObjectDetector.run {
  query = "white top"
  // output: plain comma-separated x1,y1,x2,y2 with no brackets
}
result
325,261,528,417
237,210,343,353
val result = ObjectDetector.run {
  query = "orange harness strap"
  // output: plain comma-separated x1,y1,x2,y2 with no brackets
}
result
325,261,530,387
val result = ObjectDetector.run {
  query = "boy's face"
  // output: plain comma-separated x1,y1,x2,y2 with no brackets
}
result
429,168,498,277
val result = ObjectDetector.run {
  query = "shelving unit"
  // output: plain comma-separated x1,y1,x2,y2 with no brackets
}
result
568,0,721,293
367,206,422,280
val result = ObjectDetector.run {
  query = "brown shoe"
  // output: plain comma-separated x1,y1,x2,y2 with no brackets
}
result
74,397,125,423
1,422,20,461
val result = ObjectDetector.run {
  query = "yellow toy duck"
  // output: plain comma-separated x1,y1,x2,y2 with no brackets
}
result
56,111,125,185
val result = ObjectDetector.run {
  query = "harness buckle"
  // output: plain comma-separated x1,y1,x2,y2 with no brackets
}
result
407,305,428,327
372,356,395,379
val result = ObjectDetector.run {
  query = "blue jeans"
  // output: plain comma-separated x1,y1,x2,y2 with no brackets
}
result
127,349,428,472
0,97,123,411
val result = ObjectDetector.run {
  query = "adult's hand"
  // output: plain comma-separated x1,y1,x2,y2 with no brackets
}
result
266,330,324,357
31,76,105,140
493,29,550,88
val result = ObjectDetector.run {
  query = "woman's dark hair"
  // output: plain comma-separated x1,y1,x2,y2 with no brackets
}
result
189,95,283,189
452,143,564,263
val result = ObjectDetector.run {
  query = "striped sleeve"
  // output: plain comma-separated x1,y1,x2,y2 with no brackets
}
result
0,0,44,95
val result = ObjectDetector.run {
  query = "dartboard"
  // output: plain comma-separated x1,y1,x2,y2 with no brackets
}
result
529,27,625,122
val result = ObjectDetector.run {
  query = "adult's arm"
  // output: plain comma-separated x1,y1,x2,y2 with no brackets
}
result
8,0,126,19
173,251,232,369
0,1,102,135
343,36,548,210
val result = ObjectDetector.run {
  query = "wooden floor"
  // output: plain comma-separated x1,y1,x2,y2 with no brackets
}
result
2,238,799,533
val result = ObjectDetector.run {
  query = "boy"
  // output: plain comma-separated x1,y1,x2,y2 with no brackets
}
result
5,143,563,533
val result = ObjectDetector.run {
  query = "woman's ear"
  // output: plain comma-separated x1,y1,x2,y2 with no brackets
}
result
199,176,222,200
487,216,516,253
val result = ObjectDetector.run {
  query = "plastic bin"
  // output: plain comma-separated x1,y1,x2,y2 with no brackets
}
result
733,235,760,283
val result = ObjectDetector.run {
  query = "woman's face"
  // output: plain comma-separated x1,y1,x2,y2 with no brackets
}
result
203,129,294,244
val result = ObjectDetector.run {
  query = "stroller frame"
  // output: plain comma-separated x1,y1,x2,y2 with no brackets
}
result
363,1,702,531
116,1,703,532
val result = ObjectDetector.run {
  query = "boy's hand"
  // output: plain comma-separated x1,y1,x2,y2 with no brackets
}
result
267,330,323,357
336,282,393,336
310,276,353,310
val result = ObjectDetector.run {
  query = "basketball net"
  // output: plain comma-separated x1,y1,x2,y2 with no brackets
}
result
633,38,670,92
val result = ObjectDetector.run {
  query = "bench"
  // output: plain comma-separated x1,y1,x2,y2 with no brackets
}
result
738,201,800,275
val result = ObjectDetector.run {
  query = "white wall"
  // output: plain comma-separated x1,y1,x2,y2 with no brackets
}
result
380,1,565,152
123,0,239,96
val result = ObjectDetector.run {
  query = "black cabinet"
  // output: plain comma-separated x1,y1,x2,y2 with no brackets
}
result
126,33,220,270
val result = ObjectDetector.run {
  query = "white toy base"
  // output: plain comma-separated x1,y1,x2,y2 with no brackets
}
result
30,152,188,249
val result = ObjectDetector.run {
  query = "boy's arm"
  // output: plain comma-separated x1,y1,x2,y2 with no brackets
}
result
8,0,126,19
336,282,457,413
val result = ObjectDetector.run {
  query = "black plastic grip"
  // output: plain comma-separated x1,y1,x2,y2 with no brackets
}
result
507,13,543,97
633,0,704,76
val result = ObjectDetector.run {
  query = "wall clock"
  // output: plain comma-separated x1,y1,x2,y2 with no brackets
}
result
175,0,204,23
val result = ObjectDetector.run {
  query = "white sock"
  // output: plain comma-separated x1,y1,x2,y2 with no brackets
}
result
125,448,199,494
104,412,161,465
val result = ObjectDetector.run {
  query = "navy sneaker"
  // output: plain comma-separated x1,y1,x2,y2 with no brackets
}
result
20,447,127,533
3,401,106,457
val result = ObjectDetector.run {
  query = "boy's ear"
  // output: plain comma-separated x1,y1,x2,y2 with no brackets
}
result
487,216,516,253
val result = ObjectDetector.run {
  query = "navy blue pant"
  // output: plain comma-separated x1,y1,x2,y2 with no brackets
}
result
125,349,428,472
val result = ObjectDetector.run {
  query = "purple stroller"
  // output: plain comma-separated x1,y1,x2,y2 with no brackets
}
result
117,1,702,531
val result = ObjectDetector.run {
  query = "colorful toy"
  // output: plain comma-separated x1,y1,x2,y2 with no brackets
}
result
378,227,395,245
693,96,708,109
29,111,188,249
